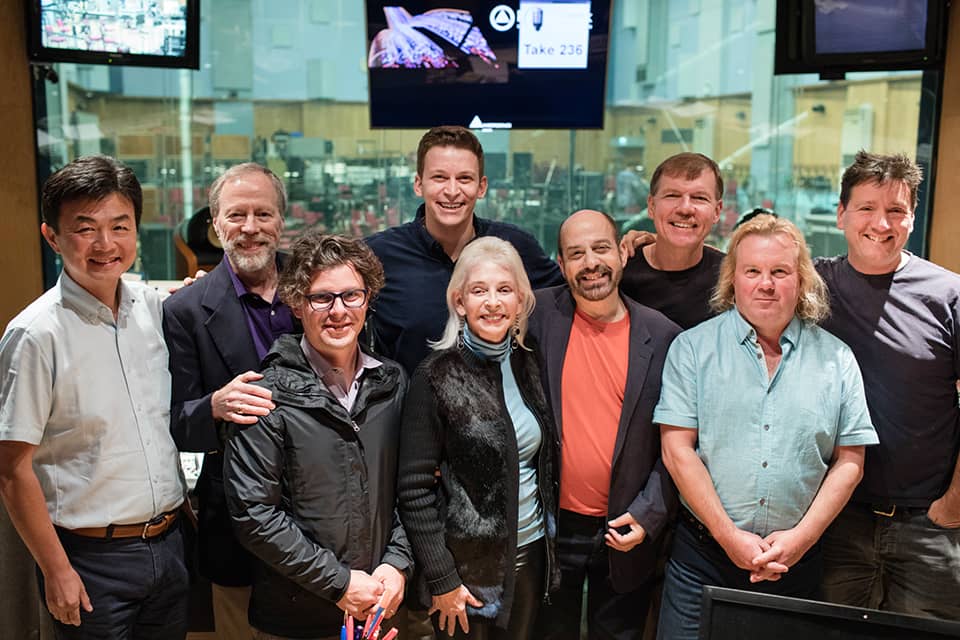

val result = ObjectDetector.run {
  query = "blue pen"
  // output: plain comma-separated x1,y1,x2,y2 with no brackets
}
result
362,607,385,639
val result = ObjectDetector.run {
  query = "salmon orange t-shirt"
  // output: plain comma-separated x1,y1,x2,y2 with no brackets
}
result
559,308,630,516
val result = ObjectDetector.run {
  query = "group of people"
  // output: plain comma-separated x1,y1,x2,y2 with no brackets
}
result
0,125,957,640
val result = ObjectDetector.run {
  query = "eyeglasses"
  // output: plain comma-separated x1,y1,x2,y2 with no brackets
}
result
305,288,368,311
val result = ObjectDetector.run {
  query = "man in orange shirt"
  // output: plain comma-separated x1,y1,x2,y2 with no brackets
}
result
528,210,681,640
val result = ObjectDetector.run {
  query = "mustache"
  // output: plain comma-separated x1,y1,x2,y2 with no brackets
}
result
575,265,613,281
224,233,274,246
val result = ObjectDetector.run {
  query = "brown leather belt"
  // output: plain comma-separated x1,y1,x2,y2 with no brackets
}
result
69,510,179,540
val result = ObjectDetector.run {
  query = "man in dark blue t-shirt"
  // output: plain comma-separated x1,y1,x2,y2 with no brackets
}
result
620,152,725,330
366,126,563,374
818,151,960,620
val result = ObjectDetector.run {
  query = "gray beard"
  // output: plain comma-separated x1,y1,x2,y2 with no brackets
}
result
225,245,276,275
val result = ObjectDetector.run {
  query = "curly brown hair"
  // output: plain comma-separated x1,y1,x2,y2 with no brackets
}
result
278,231,385,310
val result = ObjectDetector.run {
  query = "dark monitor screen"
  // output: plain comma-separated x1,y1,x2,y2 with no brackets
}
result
774,0,946,75
700,587,960,640
27,0,200,69
365,0,612,129
814,0,927,55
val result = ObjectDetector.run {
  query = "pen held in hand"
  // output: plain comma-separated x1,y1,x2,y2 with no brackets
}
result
362,606,385,639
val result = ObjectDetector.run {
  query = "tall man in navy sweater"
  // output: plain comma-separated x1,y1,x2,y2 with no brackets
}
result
366,126,564,374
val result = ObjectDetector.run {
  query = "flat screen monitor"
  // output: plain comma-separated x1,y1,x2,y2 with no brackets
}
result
365,1,612,129
774,0,947,76
27,0,200,70
700,587,960,640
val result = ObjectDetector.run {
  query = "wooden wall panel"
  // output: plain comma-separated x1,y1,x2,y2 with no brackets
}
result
0,7,55,640
0,0,43,332
254,102,304,139
930,5,960,272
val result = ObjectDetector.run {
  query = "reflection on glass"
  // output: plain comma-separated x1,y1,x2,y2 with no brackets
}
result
31,0,928,282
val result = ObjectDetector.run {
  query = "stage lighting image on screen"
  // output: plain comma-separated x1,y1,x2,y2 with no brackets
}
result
366,0,611,129
40,0,189,57
368,7,498,69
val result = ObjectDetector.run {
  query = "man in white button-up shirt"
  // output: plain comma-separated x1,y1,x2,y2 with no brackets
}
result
0,156,189,640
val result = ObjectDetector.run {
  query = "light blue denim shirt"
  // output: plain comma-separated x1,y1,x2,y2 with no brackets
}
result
654,309,878,537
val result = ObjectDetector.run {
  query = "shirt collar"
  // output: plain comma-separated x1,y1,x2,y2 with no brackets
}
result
413,203,488,256
222,254,251,298
59,270,134,324
223,254,283,303
731,308,803,348
299,334,381,392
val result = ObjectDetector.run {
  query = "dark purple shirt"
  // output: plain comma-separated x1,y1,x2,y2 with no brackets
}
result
223,256,295,361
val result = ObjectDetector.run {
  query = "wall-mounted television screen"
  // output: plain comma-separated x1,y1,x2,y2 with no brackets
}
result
365,0,611,129
775,0,948,76
27,0,200,70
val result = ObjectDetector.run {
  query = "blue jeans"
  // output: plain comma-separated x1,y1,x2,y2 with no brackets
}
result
657,517,822,640
821,502,960,619
40,522,189,640
535,510,652,640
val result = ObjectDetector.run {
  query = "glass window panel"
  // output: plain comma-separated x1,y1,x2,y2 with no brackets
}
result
32,0,933,282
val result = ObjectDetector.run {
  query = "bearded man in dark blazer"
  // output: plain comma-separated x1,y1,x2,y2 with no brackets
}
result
528,209,681,640
163,163,296,639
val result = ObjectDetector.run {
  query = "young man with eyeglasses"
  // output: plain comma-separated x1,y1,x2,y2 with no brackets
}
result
222,231,412,640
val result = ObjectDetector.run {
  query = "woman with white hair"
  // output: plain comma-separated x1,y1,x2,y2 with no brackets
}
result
397,236,559,640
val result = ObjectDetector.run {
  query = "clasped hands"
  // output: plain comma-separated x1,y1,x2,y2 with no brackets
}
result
719,526,814,583
337,564,405,622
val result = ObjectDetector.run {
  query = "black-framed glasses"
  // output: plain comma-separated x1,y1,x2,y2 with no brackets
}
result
305,288,368,311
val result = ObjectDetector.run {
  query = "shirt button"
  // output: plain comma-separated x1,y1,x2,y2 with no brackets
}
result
764,424,770,431
759,498,766,506
271,310,276,316
762,461,768,468
757,353,763,360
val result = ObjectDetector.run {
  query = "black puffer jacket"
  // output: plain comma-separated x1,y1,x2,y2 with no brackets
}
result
397,344,560,629
224,334,412,638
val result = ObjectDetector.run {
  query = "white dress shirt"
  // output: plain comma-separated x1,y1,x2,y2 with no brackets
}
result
0,271,185,528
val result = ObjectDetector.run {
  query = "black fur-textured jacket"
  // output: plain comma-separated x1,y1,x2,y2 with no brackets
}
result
397,344,560,628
